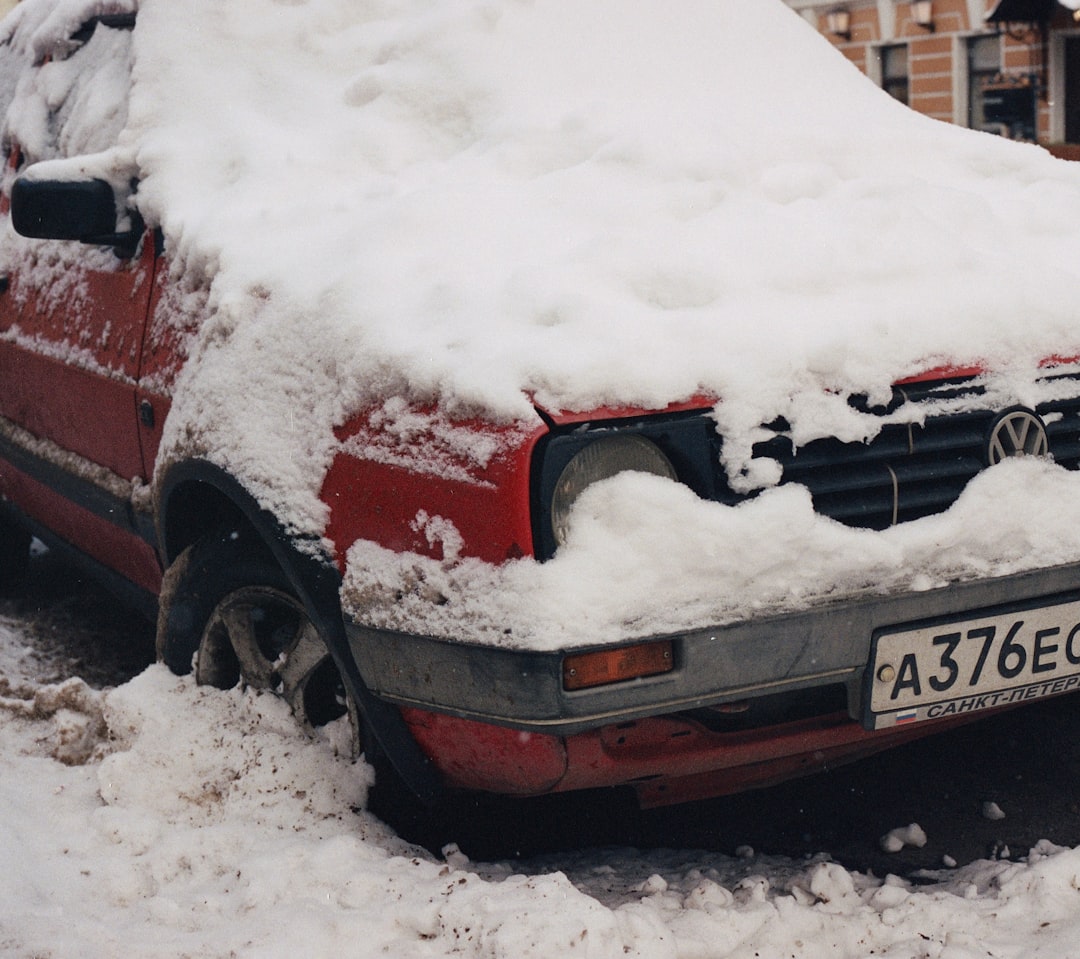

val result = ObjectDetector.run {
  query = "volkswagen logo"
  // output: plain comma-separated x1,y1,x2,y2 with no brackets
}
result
986,408,1050,465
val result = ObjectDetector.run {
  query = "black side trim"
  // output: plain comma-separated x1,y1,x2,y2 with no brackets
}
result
0,499,157,619
0,426,156,547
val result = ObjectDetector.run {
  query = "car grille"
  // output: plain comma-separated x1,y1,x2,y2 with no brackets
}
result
712,376,1080,531
534,374,1080,559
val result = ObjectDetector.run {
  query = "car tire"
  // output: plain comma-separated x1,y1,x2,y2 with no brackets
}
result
157,526,349,732
157,525,462,849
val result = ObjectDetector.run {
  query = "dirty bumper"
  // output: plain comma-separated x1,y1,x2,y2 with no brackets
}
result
344,562,1080,736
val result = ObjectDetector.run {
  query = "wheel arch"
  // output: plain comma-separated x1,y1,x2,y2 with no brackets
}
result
154,458,443,803
156,460,303,571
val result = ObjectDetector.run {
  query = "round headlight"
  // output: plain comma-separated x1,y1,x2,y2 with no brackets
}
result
550,435,677,547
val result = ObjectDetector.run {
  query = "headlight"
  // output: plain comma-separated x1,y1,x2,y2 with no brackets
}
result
550,435,677,547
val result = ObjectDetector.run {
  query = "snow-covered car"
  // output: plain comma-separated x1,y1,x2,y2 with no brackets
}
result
7,0,1080,819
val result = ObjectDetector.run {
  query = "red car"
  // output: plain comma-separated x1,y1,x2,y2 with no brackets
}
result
4,3,1080,825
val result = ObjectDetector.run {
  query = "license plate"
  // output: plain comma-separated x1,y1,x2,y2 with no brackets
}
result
865,598,1080,729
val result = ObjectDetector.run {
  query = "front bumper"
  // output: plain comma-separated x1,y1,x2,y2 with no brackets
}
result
345,561,1080,736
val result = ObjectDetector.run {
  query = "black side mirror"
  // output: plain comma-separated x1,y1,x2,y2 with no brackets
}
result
10,177,143,258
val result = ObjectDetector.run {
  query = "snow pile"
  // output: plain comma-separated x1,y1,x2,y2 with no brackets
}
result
879,823,928,854
5,657,1080,957
344,457,1080,648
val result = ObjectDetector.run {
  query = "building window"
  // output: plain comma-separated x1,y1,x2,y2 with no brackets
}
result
967,35,1002,132
1066,37,1080,143
880,45,909,105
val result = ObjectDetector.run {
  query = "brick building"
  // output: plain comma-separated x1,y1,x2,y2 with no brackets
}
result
784,0,1080,157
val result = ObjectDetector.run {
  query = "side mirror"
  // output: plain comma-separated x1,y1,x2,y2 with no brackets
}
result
10,177,143,257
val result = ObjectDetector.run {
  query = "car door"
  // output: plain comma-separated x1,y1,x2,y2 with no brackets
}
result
0,15,162,598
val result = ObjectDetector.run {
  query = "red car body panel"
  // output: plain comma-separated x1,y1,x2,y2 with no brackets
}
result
536,396,716,428
323,411,543,566
402,703,967,807
0,460,161,594
0,236,157,482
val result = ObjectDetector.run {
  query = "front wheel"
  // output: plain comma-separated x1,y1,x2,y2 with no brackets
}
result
157,528,350,737
157,526,458,849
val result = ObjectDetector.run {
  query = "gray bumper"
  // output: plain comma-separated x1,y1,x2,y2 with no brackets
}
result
344,562,1080,736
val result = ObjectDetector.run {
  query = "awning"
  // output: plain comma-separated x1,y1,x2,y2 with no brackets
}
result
985,0,1075,23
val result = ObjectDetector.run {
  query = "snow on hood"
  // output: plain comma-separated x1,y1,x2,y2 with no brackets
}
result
125,0,1080,411
126,1,1080,525
343,458,1080,650
9,0,1080,542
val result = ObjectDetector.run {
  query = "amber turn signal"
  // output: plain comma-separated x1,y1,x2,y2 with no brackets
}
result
563,640,674,691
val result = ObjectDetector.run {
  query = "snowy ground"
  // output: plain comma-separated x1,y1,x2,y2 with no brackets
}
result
3,558,1080,958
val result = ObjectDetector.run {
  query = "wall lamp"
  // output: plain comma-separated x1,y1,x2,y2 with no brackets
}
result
910,0,935,31
825,8,851,40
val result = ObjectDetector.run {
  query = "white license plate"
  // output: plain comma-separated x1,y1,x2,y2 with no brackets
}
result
865,598,1080,729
